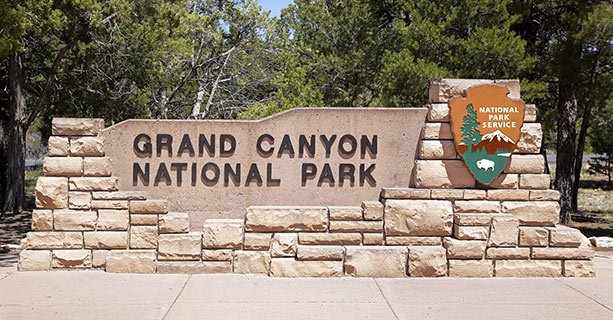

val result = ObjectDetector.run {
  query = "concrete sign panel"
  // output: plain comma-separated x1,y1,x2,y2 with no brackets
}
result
101,108,427,222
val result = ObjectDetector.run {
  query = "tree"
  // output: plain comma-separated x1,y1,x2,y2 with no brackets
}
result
0,0,100,214
241,0,536,119
513,0,612,223
460,103,481,150
587,98,613,185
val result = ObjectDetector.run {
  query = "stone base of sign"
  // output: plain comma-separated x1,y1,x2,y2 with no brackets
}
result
17,79,595,277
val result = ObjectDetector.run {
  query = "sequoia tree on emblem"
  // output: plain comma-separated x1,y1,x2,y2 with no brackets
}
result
449,85,525,185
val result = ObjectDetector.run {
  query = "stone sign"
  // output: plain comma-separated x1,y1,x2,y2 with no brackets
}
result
449,85,525,184
101,108,427,222
19,79,595,278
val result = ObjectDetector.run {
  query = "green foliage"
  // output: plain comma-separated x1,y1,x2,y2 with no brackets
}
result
588,98,613,183
460,103,481,147
242,0,537,118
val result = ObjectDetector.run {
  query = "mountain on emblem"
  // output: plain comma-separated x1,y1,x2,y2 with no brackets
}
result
481,130,514,143
449,84,525,185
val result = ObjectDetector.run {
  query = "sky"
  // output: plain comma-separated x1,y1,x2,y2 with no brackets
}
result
258,0,294,17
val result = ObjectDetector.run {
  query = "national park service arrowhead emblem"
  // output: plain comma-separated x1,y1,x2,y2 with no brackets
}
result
449,84,525,185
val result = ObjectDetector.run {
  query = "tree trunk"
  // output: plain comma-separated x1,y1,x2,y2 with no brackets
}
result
554,43,581,225
0,111,7,213
191,85,205,118
2,52,28,214
159,87,168,119
571,103,591,211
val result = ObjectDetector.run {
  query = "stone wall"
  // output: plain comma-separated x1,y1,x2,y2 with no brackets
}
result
18,79,595,277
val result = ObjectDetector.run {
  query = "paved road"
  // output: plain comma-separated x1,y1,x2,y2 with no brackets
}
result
0,252,612,320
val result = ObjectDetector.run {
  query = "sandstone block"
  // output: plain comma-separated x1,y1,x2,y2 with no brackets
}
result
233,251,271,274
531,247,594,260
129,199,168,214
202,219,243,249
443,238,486,259
407,246,447,277
519,227,549,247
380,188,431,200
548,226,583,247
96,209,129,231
52,118,104,136
245,206,328,232
487,174,518,189
384,200,453,236
427,103,450,122
92,191,147,200
35,177,68,209
43,157,82,176
83,157,112,176
414,160,475,188
157,261,232,274
130,214,158,225
84,231,128,249
270,259,343,277
495,260,562,277
487,190,529,201
448,260,493,277
70,136,104,156
488,215,519,247
386,236,442,246
105,250,156,273
454,225,489,240
51,249,92,268
271,233,297,257
362,201,384,220
202,249,233,261
345,247,407,277
516,123,542,153
329,220,382,233
31,209,53,231
504,155,545,174
419,140,456,159
429,79,520,103
525,104,537,122
520,174,551,189
463,190,487,200
69,177,118,191
422,123,453,140
453,200,500,213
529,190,560,201
564,260,595,277
159,212,189,233
244,233,272,250
431,189,464,200
92,250,110,268
91,200,129,209
328,206,362,220
501,201,559,226
453,213,492,226
68,192,91,210
297,245,344,261
18,250,52,271
158,233,202,260
53,209,97,231
298,233,361,245
26,232,83,249
486,248,530,259
47,136,69,156
362,233,384,245
129,226,158,249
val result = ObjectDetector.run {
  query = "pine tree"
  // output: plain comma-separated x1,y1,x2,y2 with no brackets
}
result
461,103,481,150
